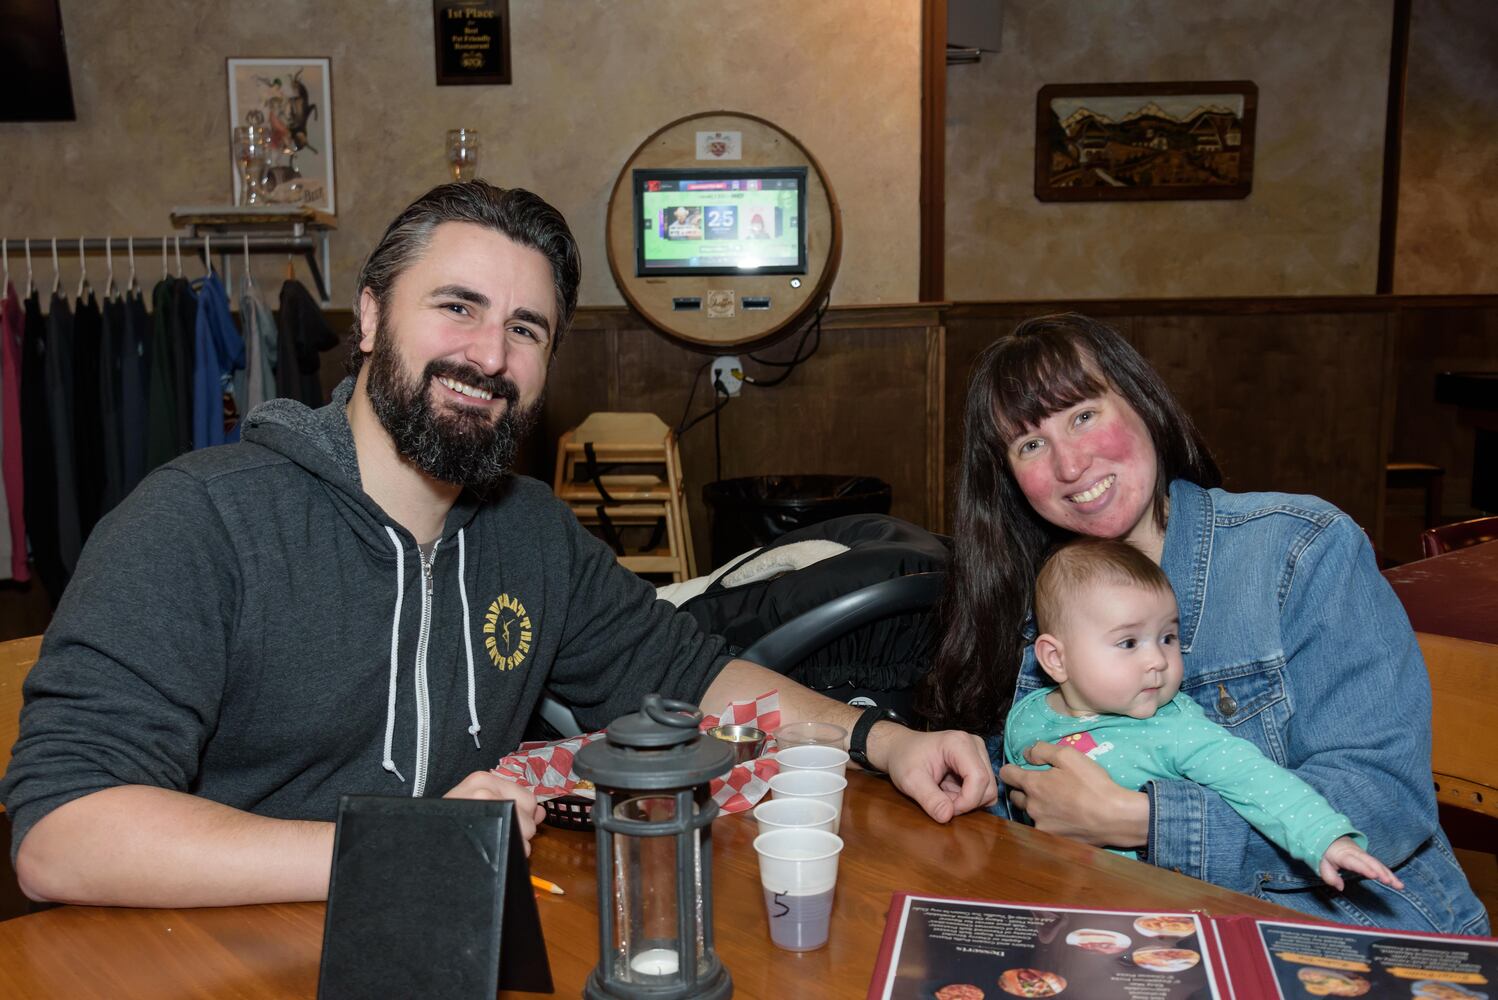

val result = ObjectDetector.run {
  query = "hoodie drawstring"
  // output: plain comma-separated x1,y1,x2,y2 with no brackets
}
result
382,526,407,783
457,528,482,749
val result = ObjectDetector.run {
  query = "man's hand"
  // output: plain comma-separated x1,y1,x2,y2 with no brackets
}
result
872,726,998,823
443,771,546,855
999,741,1148,849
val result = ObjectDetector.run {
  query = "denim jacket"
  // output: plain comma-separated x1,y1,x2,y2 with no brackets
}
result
990,479,1488,935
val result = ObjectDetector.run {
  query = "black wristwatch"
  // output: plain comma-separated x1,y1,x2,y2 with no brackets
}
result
849,705,897,775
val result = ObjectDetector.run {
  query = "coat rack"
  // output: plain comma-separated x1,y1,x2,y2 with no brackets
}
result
1,205,336,306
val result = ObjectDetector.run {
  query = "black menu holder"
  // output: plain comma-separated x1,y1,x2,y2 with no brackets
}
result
317,795,553,998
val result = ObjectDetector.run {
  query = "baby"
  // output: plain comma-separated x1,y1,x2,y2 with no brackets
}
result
1003,537,1401,891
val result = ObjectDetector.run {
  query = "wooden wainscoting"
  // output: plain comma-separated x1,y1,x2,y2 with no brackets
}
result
534,306,947,567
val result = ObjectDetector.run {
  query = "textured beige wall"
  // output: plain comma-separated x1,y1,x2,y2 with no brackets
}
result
944,2,1394,300
1394,0,1498,294
0,1,919,307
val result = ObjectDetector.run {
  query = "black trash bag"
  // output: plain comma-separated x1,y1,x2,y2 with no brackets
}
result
701,475,891,570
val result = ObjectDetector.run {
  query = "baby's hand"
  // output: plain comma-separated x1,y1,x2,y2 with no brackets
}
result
1318,836,1404,892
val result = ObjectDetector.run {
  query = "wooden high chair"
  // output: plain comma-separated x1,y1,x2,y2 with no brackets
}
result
553,412,696,582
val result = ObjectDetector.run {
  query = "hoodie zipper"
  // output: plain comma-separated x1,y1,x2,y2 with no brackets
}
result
412,545,437,796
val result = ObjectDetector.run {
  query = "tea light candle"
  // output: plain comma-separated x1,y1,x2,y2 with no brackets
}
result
629,947,680,976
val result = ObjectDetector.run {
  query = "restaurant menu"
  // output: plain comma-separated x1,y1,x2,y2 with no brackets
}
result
868,893,1498,1000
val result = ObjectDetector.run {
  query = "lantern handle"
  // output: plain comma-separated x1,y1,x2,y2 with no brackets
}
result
641,693,702,730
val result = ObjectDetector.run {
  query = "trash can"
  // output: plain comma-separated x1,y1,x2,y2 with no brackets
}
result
701,475,892,569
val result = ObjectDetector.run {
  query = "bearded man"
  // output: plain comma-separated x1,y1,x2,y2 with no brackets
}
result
1,182,995,908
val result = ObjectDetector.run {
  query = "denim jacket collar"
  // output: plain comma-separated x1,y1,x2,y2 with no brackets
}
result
1160,478,1213,655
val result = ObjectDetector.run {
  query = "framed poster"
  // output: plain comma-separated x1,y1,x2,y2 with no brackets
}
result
433,0,511,85
226,56,336,214
1035,80,1257,202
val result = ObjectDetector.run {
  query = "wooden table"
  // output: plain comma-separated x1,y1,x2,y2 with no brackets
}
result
1385,542,1498,820
0,773,1299,999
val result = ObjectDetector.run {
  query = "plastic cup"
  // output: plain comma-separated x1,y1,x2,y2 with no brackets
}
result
753,828,844,952
753,797,839,837
773,721,847,749
776,744,849,778
768,770,847,833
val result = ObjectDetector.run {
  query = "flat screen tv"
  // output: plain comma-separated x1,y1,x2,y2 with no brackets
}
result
0,0,76,122
633,167,807,277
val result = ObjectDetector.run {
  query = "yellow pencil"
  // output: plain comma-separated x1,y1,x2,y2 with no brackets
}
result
530,875,565,896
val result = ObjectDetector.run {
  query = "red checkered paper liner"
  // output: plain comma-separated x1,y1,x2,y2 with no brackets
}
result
492,690,783,815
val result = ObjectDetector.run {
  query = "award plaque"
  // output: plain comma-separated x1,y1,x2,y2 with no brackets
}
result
433,0,511,86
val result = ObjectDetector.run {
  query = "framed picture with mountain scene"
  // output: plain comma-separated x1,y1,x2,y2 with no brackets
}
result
1035,81,1257,202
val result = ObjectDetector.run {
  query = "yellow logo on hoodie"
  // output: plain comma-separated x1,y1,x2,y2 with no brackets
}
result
484,594,531,671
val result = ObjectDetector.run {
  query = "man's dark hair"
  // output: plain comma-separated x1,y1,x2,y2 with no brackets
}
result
347,180,581,372
916,313,1220,733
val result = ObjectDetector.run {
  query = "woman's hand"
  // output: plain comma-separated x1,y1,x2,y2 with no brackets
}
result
999,741,1149,849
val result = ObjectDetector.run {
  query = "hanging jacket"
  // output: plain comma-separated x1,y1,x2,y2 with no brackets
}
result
1,283,26,581
191,271,244,449
21,292,61,600
170,277,197,455
0,377,731,857
118,289,151,496
240,274,277,411
44,292,82,582
72,292,106,538
276,278,338,406
98,295,127,515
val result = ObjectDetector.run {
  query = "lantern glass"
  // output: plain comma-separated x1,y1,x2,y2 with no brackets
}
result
610,793,706,984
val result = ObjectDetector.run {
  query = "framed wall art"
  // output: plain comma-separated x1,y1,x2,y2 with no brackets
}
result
1035,81,1257,202
227,56,336,214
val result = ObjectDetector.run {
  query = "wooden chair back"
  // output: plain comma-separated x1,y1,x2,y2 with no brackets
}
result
1422,632,1498,820
0,635,41,780
1421,516,1498,560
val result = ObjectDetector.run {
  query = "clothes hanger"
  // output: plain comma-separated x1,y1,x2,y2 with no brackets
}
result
174,236,183,277
76,236,92,300
105,237,119,300
242,234,253,292
25,239,36,298
161,236,168,283
203,231,212,275
283,252,296,282
128,236,140,296
51,238,61,296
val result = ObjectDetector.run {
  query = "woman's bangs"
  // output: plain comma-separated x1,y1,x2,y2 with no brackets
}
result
990,340,1107,444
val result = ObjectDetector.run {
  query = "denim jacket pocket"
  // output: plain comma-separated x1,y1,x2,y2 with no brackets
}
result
1182,657,1291,763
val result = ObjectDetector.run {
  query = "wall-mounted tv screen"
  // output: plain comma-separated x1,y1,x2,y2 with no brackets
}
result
634,167,807,277
0,0,76,122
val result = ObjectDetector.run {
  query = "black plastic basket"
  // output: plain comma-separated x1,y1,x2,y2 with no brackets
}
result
542,794,595,831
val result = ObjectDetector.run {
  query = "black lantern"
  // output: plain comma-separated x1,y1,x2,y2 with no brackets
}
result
575,694,735,1000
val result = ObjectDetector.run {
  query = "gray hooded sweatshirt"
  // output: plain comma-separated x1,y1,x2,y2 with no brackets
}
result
1,379,730,858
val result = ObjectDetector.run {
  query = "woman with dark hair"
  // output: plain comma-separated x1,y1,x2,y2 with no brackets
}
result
918,313,1487,934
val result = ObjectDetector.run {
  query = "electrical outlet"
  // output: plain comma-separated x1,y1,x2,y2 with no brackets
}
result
711,355,743,396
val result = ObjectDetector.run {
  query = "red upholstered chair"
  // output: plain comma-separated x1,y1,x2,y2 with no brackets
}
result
1420,515,1498,560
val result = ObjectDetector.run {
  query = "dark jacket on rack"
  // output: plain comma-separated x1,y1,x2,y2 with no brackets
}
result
276,278,338,406
119,290,151,497
98,295,127,516
44,292,82,584
72,292,105,538
21,292,62,601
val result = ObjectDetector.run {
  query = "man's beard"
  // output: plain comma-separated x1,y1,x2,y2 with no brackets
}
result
365,316,542,495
